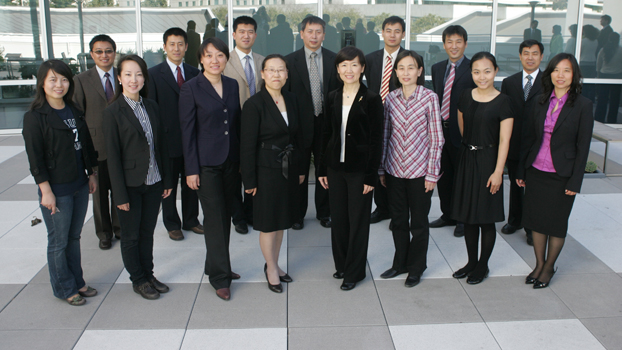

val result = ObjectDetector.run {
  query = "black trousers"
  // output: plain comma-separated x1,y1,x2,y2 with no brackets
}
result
162,156,200,231
373,178,389,216
386,175,432,276
437,141,460,223
197,159,238,290
506,159,524,228
328,167,372,283
117,182,162,286
299,115,330,221
231,176,252,226
94,159,120,240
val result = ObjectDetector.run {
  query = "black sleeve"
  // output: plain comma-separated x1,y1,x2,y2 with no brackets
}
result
102,105,130,205
364,92,384,186
240,98,261,189
22,111,50,184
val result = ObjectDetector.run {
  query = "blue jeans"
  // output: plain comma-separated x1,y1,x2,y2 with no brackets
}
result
40,183,89,299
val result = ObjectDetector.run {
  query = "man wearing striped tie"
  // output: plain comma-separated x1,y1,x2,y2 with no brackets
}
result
363,16,406,225
430,25,476,237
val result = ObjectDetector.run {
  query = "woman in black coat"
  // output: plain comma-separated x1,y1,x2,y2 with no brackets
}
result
517,53,594,289
240,54,304,293
318,46,384,291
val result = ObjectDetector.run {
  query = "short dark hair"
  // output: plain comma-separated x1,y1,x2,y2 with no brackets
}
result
583,24,599,41
276,14,286,24
540,53,582,106
262,54,288,71
393,50,425,88
301,15,325,32
531,20,539,27
163,27,187,45
341,17,351,27
601,15,612,25
519,40,544,55
115,55,150,100
334,46,366,83
187,20,196,30
233,15,257,32
197,37,230,72
89,34,116,52
367,21,375,31
30,59,75,111
382,16,405,32
442,25,468,43
470,51,499,70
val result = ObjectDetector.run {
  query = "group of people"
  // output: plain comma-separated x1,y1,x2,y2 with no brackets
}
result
23,14,594,306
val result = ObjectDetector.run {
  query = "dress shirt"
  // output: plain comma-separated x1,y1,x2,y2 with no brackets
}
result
166,57,185,82
122,94,162,185
340,105,351,162
95,66,115,94
444,55,465,83
235,46,256,78
281,111,289,126
379,85,444,182
532,91,569,173
381,48,399,77
304,46,324,89
522,69,540,89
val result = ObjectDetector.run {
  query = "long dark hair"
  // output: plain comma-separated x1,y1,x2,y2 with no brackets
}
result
30,59,75,111
114,54,149,100
540,53,582,106
393,50,425,87
603,32,620,64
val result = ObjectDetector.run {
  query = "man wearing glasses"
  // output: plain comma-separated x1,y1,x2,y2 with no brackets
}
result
73,34,121,250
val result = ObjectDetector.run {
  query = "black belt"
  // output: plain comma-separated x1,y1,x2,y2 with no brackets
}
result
261,142,294,179
462,142,496,151
442,120,450,128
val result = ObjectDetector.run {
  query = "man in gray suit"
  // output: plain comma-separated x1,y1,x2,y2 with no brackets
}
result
224,16,265,234
73,34,120,250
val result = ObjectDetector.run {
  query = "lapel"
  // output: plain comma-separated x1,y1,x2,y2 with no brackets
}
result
229,50,248,85
333,85,366,133
321,48,333,96
197,73,227,107
454,57,471,83
527,71,543,102
293,49,311,96
160,62,181,95
144,100,160,144
118,96,148,140
433,60,447,95
252,52,264,90
259,88,289,134
370,50,383,85
88,67,108,102
553,101,574,134
183,63,199,81
38,104,70,130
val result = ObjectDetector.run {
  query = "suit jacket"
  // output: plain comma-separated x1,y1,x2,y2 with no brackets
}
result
103,96,171,205
223,50,265,106
431,57,476,148
240,88,303,189
148,61,200,158
597,25,613,55
284,47,340,148
73,67,120,161
179,73,241,176
500,70,543,161
318,84,384,186
523,28,542,43
269,23,294,56
517,94,594,193
364,47,405,94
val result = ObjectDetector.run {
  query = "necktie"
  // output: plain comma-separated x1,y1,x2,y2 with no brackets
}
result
176,66,185,88
309,52,322,116
524,75,533,101
244,55,256,96
440,63,455,121
380,55,393,103
104,72,114,102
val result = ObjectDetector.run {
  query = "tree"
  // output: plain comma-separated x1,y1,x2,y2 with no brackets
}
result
142,0,167,7
412,14,447,34
86,0,113,7
552,0,568,11
369,12,392,31
50,0,75,7
211,5,227,24
0,0,19,6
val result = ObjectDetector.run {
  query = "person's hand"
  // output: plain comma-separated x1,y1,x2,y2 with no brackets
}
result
117,203,130,211
187,175,200,190
565,189,577,196
245,188,257,196
424,180,436,193
41,191,57,214
363,184,374,195
318,176,329,190
487,171,503,194
162,189,172,198
299,175,305,185
379,175,386,187
88,174,97,194
516,179,525,188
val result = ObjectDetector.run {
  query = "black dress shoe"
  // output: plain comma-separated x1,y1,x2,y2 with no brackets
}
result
340,282,356,290
370,210,390,224
404,274,421,288
149,277,169,293
319,217,331,228
231,272,241,280
292,221,304,230
526,231,534,246
99,239,112,250
453,223,465,237
235,223,249,234
333,271,344,279
429,217,456,228
533,268,557,289
466,269,489,285
279,274,293,283
133,282,160,300
525,275,537,284
501,223,522,234
264,267,283,293
452,267,472,279
380,268,407,279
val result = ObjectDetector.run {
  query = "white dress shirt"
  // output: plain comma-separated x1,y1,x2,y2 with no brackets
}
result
235,46,256,78
95,66,115,93
166,57,185,83
522,69,540,89
340,105,351,162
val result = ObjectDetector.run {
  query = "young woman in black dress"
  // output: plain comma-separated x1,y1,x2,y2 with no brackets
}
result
451,52,513,284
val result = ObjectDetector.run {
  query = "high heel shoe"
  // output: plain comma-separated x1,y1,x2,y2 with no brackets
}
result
533,268,557,289
466,268,489,285
264,264,283,293
525,275,537,284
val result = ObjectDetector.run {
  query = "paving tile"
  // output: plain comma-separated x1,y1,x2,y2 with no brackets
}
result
389,323,500,350
605,177,622,191
188,282,286,329
87,283,197,330
0,200,39,237
0,136,24,146
182,328,287,350
288,246,336,281
580,317,622,350
289,326,394,350
367,242,454,280
17,176,35,185
579,193,622,223
75,329,185,350
0,185,39,201
375,278,482,325
116,247,206,284
287,223,332,247
228,245,287,283
0,283,110,330
288,277,386,327
580,179,622,194
0,248,47,284
0,146,25,164
0,330,83,350
0,284,24,311
551,273,622,318
487,319,606,350
579,239,622,273
0,152,31,193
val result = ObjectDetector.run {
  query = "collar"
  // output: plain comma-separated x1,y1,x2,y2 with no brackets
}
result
122,94,144,111
166,57,184,75
304,46,322,60
383,48,400,63
522,69,539,82
447,56,465,69
549,90,569,104
235,46,253,61
96,65,114,80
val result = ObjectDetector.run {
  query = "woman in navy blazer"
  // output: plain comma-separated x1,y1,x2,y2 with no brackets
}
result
179,37,241,301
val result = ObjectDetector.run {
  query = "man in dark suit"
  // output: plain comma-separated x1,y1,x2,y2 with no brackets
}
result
185,21,201,68
430,25,476,237
364,15,405,225
597,15,613,56
269,14,294,56
148,27,202,241
285,15,340,230
362,21,380,55
73,34,121,250
500,39,543,246
323,14,340,53
523,20,542,43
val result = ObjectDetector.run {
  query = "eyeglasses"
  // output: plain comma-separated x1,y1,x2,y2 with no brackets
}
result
264,68,286,75
92,49,115,55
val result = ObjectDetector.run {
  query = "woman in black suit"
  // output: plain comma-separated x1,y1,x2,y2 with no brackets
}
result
103,55,173,300
517,53,594,289
240,54,304,293
318,46,384,291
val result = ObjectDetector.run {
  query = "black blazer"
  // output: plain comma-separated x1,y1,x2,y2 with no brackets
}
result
148,61,200,158
103,96,171,205
179,73,241,176
517,94,594,193
500,70,543,161
318,84,384,186
364,47,405,94
240,89,304,189
22,103,97,185
431,57,476,148
284,47,340,148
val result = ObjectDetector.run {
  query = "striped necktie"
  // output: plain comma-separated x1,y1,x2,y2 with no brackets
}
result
380,55,393,103
440,63,455,121
524,75,533,101
309,52,322,116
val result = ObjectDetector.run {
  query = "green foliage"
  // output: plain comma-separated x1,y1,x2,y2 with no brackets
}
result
86,0,113,7
0,46,5,63
323,6,363,29
585,161,598,173
368,12,391,31
50,0,75,7
211,6,227,24
264,5,315,30
551,0,568,11
141,0,167,7
0,0,19,6
411,14,448,34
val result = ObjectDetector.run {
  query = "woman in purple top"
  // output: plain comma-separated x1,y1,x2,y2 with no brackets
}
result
517,53,594,289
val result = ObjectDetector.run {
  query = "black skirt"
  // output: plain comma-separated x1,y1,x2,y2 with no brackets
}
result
252,166,299,232
523,167,576,238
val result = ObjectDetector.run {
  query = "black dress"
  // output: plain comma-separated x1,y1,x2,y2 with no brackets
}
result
452,90,512,224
